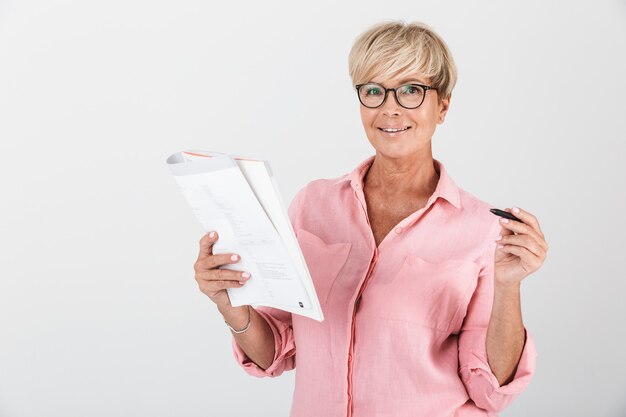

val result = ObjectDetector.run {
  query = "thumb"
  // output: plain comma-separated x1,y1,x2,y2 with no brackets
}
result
499,207,514,236
198,231,217,260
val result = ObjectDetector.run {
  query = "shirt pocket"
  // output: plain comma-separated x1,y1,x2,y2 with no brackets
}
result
380,256,480,333
295,228,352,306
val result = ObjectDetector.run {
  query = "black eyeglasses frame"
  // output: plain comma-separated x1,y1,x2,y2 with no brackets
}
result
354,82,436,109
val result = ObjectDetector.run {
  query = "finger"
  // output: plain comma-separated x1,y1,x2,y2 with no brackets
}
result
198,279,247,294
499,214,548,252
198,231,218,260
498,216,541,240
497,243,542,270
496,234,546,258
199,253,241,271
499,219,515,236
196,267,251,283
506,207,544,237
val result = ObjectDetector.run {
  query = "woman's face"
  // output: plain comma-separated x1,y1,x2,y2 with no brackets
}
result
359,73,450,160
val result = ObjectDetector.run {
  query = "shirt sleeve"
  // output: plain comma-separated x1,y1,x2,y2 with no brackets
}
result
230,187,307,377
231,306,296,377
457,220,538,412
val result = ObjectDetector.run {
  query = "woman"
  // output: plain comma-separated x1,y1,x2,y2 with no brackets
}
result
193,21,548,417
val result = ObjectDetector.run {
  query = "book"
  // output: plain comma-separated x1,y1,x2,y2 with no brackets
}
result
166,150,323,321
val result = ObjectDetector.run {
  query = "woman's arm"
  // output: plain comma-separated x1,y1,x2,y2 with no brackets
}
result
219,304,276,370
486,281,525,386
487,206,548,386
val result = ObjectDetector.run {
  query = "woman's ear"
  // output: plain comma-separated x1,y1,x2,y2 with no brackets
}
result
438,93,451,123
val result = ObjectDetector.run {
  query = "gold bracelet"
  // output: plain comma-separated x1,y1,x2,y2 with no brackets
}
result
224,305,251,334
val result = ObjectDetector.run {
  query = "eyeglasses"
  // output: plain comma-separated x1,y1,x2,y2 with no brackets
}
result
355,82,436,109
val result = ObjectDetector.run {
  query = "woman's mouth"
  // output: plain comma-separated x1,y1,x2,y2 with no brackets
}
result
378,126,411,136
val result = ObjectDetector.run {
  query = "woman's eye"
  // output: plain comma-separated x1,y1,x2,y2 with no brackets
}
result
366,88,382,95
402,86,419,94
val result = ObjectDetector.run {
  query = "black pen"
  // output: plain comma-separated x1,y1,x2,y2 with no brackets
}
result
489,208,525,224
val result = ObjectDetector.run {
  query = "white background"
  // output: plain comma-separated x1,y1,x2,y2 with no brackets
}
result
1,0,625,416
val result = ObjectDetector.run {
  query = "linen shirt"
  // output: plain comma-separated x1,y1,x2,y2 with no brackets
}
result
231,156,537,417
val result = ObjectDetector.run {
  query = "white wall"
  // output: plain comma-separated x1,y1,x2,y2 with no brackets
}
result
1,0,625,416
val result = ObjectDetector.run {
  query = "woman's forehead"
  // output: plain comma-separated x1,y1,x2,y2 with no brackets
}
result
370,72,430,85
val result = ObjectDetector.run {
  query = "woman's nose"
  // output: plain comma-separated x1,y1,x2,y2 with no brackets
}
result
381,90,401,116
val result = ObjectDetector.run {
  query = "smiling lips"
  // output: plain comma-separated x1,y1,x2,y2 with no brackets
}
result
378,126,411,134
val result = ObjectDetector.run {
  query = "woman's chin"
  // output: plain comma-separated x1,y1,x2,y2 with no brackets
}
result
372,145,417,160
370,134,430,159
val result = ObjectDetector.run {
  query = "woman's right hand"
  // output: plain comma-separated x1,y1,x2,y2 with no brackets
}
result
194,231,251,308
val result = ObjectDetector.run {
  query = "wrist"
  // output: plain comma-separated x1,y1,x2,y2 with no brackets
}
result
217,303,246,316
219,304,251,331
493,278,522,301
494,275,522,290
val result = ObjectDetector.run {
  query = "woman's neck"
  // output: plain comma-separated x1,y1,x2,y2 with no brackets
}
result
363,152,439,199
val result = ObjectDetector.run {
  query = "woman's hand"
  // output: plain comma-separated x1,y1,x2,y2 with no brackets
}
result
494,207,548,286
194,231,251,308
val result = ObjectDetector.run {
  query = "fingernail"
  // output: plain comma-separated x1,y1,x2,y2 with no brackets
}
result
241,272,250,278
512,207,520,213
497,244,504,249
209,231,215,239
500,218,509,223
495,236,502,241
238,281,246,285
230,254,239,261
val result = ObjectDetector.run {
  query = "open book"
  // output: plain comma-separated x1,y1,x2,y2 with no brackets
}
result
166,150,323,322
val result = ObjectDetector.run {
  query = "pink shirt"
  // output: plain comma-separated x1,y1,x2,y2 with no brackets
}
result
231,156,537,417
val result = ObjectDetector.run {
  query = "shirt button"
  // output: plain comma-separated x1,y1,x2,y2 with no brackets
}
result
394,227,403,234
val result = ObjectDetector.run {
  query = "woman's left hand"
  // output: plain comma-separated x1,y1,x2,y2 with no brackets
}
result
494,207,548,286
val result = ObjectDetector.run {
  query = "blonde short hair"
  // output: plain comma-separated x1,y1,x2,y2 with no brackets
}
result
348,20,457,103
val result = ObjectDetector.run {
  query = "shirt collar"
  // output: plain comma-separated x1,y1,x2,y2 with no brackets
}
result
334,155,462,209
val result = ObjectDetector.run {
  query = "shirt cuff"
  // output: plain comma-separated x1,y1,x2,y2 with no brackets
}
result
459,328,537,411
231,308,296,378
